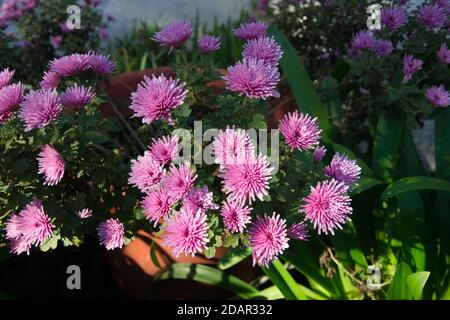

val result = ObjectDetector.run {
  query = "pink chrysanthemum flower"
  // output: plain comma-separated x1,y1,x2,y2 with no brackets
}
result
223,58,280,100
0,67,14,89
301,179,352,235
243,36,283,66
434,0,450,13
220,154,273,204
248,213,289,267
375,39,394,57
183,186,218,213
417,4,447,29
287,222,310,241
313,146,327,163
142,188,173,225
97,218,125,250
77,208,93,219
279,111,321,151
37,145,65,186
163,207,208,257
220,200,252,233
0,83,24,115
128,151,164,193
198,34,221,54
233,21,268,40
438,43,450,64
60,84,95,109
19,89,62,131
381,7,408,31
148,135,179,165
49,53,91,76
163,163,197,200
130,74,188,125
0,111,13,123
151,20,193,51
4,200,54,255
402,54,423,83
213,127,255,167
39,71,60,90
325,152,361,186
425,85,450,108
351,30,375,50
87,53,116,75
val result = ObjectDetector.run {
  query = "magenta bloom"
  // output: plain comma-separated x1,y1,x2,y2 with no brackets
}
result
213,127,255,167
351,30,375,50
87,53,116,75
142,188,173,225
151,20,193,51
183,186,218,213
279,111,321,151
128,151,164,193
434,0,450,14
223,58,280,100
381,7,408,31
0,83,24,116
19,89,62,131
402,54,423,83
77,208,93,219
0,67,14,89
0,112,13,123
425,85,450,108
313,146,327,163
248,213,289,267
438,43,450,64
233,21,268,40
49,53,90,76
163,163,197,200
220,154,273,204
148,135,179,165
243,36,283,66
60,84,95,109
417,4,447,29
301,179,352,235
198,35,221,54
220,200,252,233
37,145,65,186
50,35,63,49
39,71,60,90
287,222,310,241
98,27,109,40
130,74,188,125
4,200,54,255
375,39,393,57
325,153,361,186
97,218,125,250
163,207,208,257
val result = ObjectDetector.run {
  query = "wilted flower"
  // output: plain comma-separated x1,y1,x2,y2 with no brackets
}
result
248,213,289,266
163,163,197,200
39,71,60,90
213,127,255,167
130,74,188,125
19,89,62,131
60,84,95,109
128,151,164,193
402,54,423,83
223,58,280,100
142,188,173,225
183,186,218,213
417,4,447,30
287,222,310,241
243,36,283,66
351,30,375,50
220,200,252,233
0,67,14,89
77,209,93,219
37,145,65,186
438,43,450,64
97,218,125,250
163,207,208,257
325,153,361,186
198,34,221,54
151,20,193,51
425,85,450,108
233,21,268,40
148,135,179,164
301,179,352,235
381,7,408,31
279,111,321,151
313,146,327,163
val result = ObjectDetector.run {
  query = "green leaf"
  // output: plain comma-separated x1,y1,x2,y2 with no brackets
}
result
84,131,109,144
407,272,430,300
387,262,413,300
351,178,384,196
217,246,251,270
40,234,60,252
381,176,450,199
153,263,259,299
150,241,162,269
262,259,307,300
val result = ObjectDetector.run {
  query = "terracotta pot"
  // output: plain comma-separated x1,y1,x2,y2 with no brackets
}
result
99,67,297,299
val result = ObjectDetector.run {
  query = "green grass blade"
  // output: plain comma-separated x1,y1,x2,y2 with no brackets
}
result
217,246,252,270
387,262,413,300
407,272,430,300
262,259,307,300
381,176,450,199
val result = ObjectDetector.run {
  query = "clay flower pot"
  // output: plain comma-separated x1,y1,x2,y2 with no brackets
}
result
98,67,297,299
